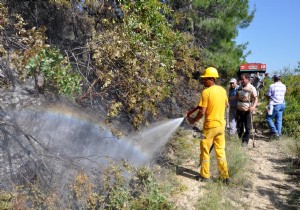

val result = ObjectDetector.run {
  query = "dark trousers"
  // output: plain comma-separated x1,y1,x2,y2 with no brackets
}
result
237,110,251,143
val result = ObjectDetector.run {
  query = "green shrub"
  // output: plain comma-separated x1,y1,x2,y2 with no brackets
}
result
196,183,237,210
25,47,82,95
280,73,300,137
130,180,173,210
225,136,249,179
281,137,300,164
111,166,174,210
258,70,300,138
0,191,13,210
89,0,200,127
70,163,175,210
106,186,132,209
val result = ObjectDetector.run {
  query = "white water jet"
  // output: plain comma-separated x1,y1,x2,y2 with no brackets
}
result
127,117,185,162
10,106,184,167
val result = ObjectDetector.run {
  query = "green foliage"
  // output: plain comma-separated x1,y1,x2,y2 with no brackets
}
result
203,41,248,77
1,0,256,127
0,7,82,95
130,182,173,210
123,0,178,66
128,167,174,210
169,0,255,75
71,163,174,209
7,13,49,79
282,137,300,166
0,191,13,210
225,135,249,178
196,183,237,210
258,66,300,138
0,2,8,57
280,72,300,138
198,0,255,74
25,48,82,95
89,0,199,127
106,187,132,209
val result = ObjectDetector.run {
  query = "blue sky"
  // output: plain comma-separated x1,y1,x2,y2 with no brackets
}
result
235,0,300,73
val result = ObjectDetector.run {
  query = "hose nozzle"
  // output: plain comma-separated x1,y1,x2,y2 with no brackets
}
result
192,126,202,133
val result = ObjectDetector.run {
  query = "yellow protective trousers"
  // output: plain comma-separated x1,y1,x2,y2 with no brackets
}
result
200,126,229,179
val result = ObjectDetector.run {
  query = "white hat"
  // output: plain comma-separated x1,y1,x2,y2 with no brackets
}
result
230,78,237,83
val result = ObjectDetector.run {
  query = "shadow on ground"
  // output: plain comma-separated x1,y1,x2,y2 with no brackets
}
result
175,166,199,180
255,156,300,210
257,186,299,210
269,157,300,209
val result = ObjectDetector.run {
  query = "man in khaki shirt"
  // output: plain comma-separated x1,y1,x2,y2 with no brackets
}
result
236,73,258,147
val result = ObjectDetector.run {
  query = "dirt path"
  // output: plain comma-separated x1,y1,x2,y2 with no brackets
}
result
241,138,299,209
173,136,300,210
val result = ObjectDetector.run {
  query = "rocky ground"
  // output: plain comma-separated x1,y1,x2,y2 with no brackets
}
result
173,134,300,210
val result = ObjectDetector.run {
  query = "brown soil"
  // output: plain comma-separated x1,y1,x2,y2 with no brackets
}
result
241,137,300,210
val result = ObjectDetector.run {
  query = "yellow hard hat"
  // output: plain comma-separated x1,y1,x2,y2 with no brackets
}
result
201,67,219,78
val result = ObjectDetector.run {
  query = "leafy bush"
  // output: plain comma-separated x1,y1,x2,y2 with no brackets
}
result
0,191,13,210
225,135,249,179
281,73,300,138
0,5,82,95
130,180,173,210
196,183,237,210
70,163,175,209
281,137,300,166
0,2,8,57
256,67,300,138
87,0,200,127
25,47,82,95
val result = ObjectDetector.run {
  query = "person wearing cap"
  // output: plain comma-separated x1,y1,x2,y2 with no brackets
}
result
236,73,258,147
265,74,286,138
228,78,239,135
187,67,230,184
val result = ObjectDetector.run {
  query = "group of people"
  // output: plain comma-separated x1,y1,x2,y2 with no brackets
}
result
186,67,286,183
228,72,286,143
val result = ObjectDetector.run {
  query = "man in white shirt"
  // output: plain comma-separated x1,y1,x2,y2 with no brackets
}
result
265,74,286,138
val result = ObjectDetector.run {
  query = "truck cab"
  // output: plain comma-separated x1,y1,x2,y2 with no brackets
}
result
239,63,266,77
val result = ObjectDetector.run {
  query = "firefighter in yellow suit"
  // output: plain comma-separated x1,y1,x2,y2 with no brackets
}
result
187,67,229,184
